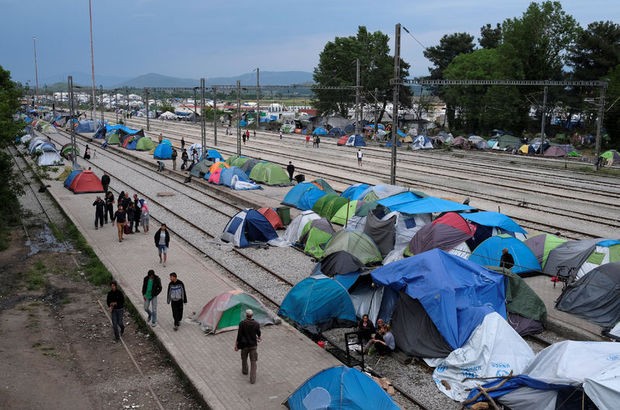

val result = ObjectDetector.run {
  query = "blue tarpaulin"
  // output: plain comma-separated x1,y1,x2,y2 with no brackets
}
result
371,249,506,349
383,196,473,214
461,211,527,234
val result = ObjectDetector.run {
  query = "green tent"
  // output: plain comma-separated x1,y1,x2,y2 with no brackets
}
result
601,149,620,165
249,162,291,186
135,137,155,151
323,230,383,265
106,133,121,145
321,196,350,221
312,194,341,217
354,200,379,217
231,156,250,167
195,289,279,334
331,200,363,226
60,143,80,159
304,227,334,259
503,270,547,323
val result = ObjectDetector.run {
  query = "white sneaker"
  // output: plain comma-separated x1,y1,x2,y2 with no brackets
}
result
151,323,157,327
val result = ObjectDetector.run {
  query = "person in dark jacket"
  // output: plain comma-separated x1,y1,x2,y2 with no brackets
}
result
132,194,141,233
101,171,111,192
106,280,125,341
112,205,127,242
166,272,187,330
356,314,375,346
181,149,189,170
286,161,295,182
142,269,162,327
93,196,105,229
500,248,515,270
234,309,261,384
126,202,136,234
154,224,170,266
105,191,114,224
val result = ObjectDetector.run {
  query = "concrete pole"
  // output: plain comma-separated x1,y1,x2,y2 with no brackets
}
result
390,24,401,185
88,0,97,121
213,86,217,146
68,76,77,168
33,37,39,108
201,78,206,153
355,59,361,136
540,85,548,155
595,85,607,170
237,80,241,156
145,88,150,131
256,68,260,131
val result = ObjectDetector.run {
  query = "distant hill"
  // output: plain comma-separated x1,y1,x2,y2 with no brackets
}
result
114,71,313,88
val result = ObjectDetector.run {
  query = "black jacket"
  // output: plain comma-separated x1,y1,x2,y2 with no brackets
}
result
107,289,125,310
154,229,170,247
93,199,105,214
101,174,110,186
236,318,261,349
142,274,163,298
113,209,127,223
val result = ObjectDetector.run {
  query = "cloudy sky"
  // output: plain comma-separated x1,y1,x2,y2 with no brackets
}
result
2,0,618,85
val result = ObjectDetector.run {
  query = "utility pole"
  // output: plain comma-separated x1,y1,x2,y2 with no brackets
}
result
355,59,361,136
100,85,104,123
200,78,206,155
125,87,129,120
595,86,607,169
213,86,217,146
390,23,401,185
114,91,118,123
88,0,97,121
540,85,548,155
256,68,260,132
145,88,150,131
193,87,198,124
236,80,241,156
33,36,39,108
68,76,77,168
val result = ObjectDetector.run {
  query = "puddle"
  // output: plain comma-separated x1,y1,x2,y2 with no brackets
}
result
27,224,74,256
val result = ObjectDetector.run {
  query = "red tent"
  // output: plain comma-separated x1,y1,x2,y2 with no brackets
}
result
257,207,284,230
69,170,104,194
336,135,349,146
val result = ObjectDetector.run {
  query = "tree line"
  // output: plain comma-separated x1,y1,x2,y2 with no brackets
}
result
313,1,620,145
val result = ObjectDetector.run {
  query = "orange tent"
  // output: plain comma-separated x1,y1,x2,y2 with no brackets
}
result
257,207,284,230
69,170,104,194
209,161,230,174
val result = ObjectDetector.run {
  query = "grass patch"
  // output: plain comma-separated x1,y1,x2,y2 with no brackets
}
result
25,261,47,290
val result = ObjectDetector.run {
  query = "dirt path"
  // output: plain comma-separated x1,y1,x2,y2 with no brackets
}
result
0,228,206,410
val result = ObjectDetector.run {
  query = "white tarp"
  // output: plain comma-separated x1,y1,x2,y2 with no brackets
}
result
584,360,620,410
282,210,321,244
499,341,620,409
432,312,534,401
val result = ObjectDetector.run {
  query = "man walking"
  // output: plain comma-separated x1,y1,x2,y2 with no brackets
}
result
112,205,127,242
106,280,125,341
105,191,114,224
167,272,187,331
92,196,105,230
142,269,162,327
357,149,363,166
171,148,178,171
234,309,261,384
101,171,111,193
154,223,170,267
286,161,295,182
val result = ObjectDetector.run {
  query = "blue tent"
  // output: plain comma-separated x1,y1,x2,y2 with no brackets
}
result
221,209,278,248
219,166,251,187
153,142,173,159
345,134,366,147
278,274,356,334
64,169,82,188
371,249,506,350
327,127,345,137
125,138,138,150
469,234,541,275
239,120,247,127
281,182,328,210
384,196,473,214
312,127,328,136
205,149,224,162
75,120,97,133
385,140,402,147
340,183,370,200
287,366,399,410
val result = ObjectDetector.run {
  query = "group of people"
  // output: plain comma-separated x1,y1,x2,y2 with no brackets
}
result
106,269,187,340
356,315,395,356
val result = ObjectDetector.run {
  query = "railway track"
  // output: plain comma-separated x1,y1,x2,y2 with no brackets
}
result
119,115,620,239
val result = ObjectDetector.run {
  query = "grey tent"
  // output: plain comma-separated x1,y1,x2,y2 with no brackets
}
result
363,212,396,257
391,292,453,358
190,159,214,178
240,158,260,174
318,251,364,277
543,238,601,276
408,212,475,255
555,262,620,328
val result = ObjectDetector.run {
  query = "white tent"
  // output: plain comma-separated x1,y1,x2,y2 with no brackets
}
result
282,210,321,244
37,151,63,166
158,111,178,120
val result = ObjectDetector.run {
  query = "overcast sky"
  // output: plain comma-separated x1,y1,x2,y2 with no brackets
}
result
2,0,618,85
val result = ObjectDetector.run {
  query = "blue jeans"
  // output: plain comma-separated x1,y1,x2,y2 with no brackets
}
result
144,296,158,324
111,308,125,340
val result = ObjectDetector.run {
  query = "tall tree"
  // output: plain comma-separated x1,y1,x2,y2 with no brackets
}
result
604,65,620,146
313,26,411,118
0,66,25,249
569,21,620,80
423,33,475,79
479,23,502,49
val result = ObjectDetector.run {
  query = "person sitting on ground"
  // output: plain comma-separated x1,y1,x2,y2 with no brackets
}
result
365,323,395,356
357,314,375,346
157,161,165,172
